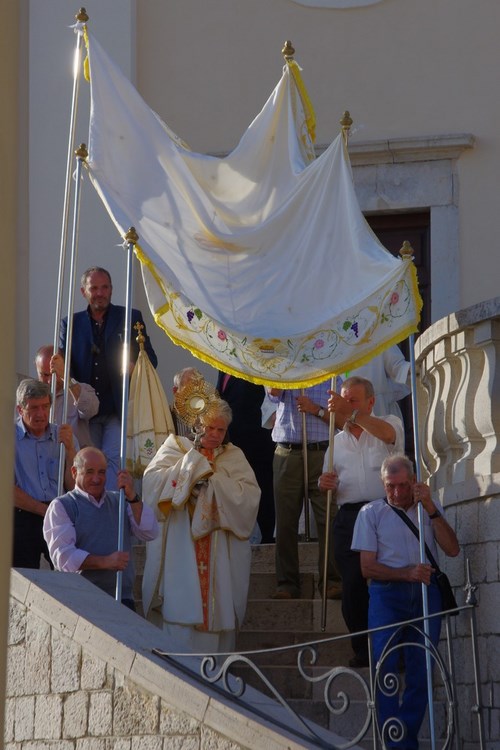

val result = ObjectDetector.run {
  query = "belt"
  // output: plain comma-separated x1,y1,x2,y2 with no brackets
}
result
339,501,369,511
277,441,329,451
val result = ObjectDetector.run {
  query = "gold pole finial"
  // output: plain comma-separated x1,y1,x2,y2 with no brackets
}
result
125,226,139,245
75,143,88,160
282,41,295,61
339,109,353,143
76,8,89,23
134,321,145,351
399,240,415,261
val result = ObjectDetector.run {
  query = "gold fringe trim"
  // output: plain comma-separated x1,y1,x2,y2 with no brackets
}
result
287,60,316,144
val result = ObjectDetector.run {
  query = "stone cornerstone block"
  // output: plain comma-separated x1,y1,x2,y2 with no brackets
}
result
113,684,160,736
63,691,89,739
34,693,63,739
14,695,35,741
88,691,113,737
51,629,82,693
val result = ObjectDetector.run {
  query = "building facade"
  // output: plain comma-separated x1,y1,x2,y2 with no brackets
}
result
8,0,500,744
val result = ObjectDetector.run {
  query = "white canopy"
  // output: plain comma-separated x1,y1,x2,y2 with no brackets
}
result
86,32,421,387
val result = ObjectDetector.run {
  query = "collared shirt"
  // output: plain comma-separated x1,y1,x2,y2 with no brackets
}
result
322,415,404,505
53,384,99,447
43,487,159,572
269,379,341,444
351,497,443,567
15,419,65,502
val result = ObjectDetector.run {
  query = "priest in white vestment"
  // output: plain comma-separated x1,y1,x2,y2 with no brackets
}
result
142,399,260,654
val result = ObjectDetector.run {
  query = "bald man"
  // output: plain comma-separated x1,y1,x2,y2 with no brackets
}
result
43,447,158,609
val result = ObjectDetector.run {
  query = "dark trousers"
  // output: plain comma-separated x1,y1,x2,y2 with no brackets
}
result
333,503,369,658
274,445,337,596
13,509,52,569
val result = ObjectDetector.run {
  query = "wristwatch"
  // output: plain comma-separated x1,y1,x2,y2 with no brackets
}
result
428,509,441,520
127,494,141,504
350,408,359,424
317,408,325,419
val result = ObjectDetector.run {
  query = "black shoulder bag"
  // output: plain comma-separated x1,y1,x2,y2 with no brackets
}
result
387,503,459,615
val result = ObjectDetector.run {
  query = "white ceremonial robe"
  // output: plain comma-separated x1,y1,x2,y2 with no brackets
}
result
142,435,260,653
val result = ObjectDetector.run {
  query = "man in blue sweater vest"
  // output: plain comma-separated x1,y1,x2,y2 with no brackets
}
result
43,447,158,609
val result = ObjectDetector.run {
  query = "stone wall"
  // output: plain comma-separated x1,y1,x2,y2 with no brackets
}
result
5,569,317,750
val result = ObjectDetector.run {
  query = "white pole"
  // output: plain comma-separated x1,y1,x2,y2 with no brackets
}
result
57,144,88,494
50,9,88,424
115,227,137,603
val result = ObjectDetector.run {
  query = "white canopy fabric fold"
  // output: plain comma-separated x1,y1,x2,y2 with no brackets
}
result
85,31,421,387
126,348,175,477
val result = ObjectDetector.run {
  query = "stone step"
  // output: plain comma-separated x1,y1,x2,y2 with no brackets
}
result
248,570,319,600
250,540,320,574
241,597,346,633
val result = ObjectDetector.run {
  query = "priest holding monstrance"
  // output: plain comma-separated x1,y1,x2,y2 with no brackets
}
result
141,371,260,653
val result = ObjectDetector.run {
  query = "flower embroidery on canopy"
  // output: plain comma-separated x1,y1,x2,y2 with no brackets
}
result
217,330,227,341
391,292,400,305
314,339,325,349
171,479,177,487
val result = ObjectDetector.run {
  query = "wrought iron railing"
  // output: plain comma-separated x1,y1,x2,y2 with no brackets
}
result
154,572,485,750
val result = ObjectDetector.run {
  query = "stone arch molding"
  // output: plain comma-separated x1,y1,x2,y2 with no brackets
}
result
287,0,386,8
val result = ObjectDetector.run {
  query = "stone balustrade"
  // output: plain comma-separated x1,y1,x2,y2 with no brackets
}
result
415,296,500,505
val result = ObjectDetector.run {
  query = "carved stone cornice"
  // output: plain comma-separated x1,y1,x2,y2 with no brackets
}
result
315,133,475,165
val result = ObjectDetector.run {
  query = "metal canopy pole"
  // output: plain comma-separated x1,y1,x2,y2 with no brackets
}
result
320,375,337,631
300,389,311,541
400,240,436,750
50,8,88,424
115,227,138,603
57,144,88,494
319,112,353,630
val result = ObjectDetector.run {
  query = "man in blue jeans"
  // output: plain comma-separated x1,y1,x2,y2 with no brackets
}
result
352,454,459,749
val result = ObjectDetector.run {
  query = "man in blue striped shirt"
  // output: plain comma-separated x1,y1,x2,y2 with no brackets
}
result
268,379,341,600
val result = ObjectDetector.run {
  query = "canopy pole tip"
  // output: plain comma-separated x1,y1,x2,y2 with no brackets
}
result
282,40,295,61
75,143,88,160
76,8,89,23
125,227,139,244
399,240,415,261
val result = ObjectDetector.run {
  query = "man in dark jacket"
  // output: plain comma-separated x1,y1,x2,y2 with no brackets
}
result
60,266,157,488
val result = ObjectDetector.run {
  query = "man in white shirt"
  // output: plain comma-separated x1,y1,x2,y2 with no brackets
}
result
319,376,404,667
43,447,158,610
35,345,99,447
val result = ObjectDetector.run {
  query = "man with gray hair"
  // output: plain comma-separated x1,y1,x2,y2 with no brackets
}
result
14,379,77,568
319,376,405,667
352,453,459,749
35,344,99,447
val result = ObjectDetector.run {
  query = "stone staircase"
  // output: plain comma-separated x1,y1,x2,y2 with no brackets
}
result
233,541,369,737
133,539,382,744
